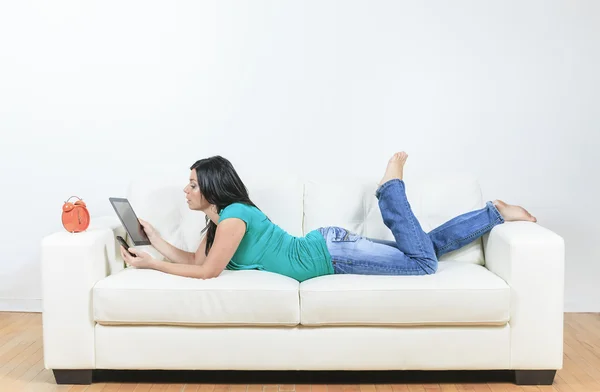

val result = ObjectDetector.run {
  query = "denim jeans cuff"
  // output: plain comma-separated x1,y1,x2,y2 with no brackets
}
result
487,201,505,224
375,178,404,199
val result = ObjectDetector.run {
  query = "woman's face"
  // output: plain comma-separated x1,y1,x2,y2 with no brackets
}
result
183,169,210,211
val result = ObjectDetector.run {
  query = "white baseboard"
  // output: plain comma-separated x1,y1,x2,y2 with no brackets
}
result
0,299,42,312
564,299,600,313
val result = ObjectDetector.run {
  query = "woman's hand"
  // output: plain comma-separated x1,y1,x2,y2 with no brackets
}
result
139,218,160,243
120,246,155,269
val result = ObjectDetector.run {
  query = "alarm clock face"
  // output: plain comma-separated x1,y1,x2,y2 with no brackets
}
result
62,204,90,232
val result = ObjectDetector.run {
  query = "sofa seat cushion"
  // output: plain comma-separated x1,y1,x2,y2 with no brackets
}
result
93,269,300,326
299,262,510,326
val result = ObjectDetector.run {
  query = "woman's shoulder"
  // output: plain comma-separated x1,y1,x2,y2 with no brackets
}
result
220,202,258,214
218,202,262,223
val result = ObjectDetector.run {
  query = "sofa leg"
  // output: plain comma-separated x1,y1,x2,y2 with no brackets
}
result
514,370,556,385
52,369,93,385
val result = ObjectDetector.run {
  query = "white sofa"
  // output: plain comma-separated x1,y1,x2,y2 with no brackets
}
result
41,174,565,386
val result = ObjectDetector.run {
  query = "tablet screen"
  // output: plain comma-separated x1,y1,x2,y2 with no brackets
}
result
109,198,151,245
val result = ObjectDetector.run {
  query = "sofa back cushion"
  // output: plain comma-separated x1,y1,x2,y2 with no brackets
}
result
125,174,304,258
303,174,486,265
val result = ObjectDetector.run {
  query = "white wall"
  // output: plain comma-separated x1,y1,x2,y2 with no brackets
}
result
1,1,598,312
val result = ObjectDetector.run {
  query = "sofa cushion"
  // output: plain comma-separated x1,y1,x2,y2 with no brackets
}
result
93,269,300,326
303,174,486,264
299,262,509,326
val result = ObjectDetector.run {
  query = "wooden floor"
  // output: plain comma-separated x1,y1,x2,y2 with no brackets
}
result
1,313,599,392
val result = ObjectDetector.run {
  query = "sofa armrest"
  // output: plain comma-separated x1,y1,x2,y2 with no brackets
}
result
41,215,125,370
483,221,565,370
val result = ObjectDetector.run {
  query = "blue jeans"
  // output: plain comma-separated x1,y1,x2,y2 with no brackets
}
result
317,179,505,275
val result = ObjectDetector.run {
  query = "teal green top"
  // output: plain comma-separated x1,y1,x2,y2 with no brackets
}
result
218,202,333,282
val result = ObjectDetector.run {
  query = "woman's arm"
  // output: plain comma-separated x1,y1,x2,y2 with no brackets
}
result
193,235,208,265
139,218,196,265
151,236,195,265
150,218,246,279
150,233,208,265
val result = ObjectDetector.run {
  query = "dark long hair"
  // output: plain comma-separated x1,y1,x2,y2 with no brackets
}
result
190,156,259,256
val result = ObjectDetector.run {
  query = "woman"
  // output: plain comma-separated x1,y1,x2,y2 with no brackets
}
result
121,153,537,281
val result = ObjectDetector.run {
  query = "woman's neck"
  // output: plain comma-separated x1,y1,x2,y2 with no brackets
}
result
204,207,220,225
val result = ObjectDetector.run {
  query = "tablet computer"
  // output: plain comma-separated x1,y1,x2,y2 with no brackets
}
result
108,197,152,245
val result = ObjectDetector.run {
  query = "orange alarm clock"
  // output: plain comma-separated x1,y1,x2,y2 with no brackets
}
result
62,196,90,233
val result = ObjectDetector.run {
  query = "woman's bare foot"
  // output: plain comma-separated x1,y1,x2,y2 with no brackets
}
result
378,152,408,186
493,199,537,222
